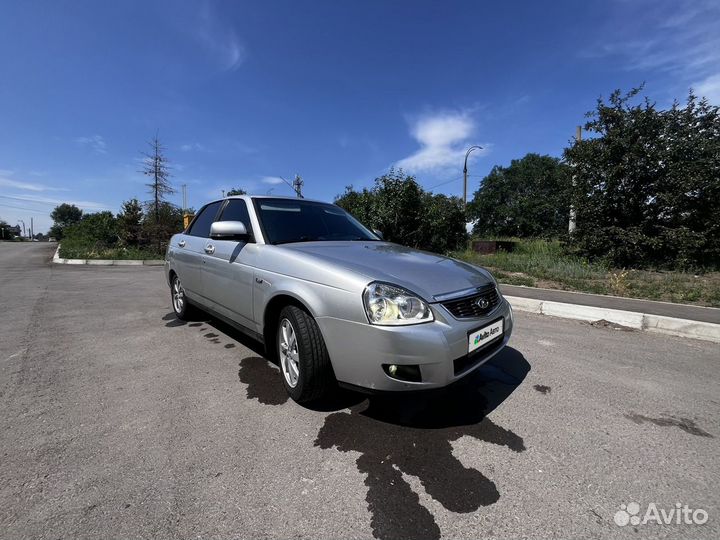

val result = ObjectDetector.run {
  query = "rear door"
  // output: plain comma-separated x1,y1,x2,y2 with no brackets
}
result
174,201,222,303
202,199,258,329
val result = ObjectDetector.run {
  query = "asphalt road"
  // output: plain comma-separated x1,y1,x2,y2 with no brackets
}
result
1,242,718,540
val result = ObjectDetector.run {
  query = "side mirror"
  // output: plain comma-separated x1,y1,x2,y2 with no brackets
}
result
373,229,384,240
210,221,249,240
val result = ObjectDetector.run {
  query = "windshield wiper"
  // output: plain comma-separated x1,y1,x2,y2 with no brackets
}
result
273,235,319,245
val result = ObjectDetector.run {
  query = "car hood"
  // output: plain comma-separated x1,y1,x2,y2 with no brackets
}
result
281,241,494,301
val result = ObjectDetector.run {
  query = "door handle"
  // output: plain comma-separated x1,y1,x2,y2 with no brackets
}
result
178,240,186,248
204,244,215,254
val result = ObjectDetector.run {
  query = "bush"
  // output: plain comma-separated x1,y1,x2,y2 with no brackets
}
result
565,88,720,270
59,211,118,257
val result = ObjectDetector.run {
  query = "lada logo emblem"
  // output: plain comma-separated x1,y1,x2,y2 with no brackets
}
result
475,297,490,309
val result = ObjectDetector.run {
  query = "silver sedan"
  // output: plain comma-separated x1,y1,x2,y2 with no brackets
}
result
165,195,513,403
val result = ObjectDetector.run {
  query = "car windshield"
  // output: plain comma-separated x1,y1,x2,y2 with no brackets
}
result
253,199,379,245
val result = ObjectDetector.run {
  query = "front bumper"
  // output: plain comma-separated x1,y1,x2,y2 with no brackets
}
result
316,298,513,391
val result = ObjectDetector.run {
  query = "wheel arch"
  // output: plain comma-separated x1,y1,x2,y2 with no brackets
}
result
262,293,316,357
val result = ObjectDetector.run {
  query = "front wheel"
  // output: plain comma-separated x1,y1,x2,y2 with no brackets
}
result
277,305,335,403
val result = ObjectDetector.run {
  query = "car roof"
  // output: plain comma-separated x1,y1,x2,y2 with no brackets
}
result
204,194,332,206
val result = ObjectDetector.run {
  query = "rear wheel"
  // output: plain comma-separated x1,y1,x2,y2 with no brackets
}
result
171,274,196,320
277,305,335,403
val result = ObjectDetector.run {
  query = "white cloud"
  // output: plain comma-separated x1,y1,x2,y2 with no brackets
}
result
195,2,246,71
180,142,205,152
693,73,720,103
582,1,720,94
261,176,285,185
75,135,107,154
0,177,68,192
396,111,487,172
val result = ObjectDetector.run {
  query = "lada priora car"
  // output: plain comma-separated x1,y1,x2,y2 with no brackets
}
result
166,196,513,402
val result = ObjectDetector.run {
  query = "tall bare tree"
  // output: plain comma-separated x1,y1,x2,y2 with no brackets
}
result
141,134,175,224
141,134,175,252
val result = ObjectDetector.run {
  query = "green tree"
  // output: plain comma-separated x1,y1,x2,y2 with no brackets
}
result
417,192,467,254
0,218,14,240
335,169,467,253
565,88,720,269
468,154,571,238
141,201,183,253
117,198,144,246
49,203,83,240
226,187,247,196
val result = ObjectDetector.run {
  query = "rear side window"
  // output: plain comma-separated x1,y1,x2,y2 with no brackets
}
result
187,201,222,238
218,199,254,238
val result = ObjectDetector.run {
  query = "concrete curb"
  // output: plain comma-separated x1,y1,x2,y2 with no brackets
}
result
506,295,720,343
53,246,164,267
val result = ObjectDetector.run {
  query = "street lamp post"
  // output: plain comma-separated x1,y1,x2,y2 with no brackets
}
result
463,145,483,210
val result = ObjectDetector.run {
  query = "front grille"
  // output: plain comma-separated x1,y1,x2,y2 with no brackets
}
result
441,287,500,319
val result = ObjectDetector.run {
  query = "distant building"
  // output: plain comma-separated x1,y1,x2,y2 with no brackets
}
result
0,224,21,239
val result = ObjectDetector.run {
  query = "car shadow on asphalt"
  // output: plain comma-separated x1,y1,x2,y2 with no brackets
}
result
162,311,267,357
163,310,530,540
237,347,530,540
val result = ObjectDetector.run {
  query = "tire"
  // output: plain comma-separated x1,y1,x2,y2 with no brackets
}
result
277,305,335,403
170,273,197,320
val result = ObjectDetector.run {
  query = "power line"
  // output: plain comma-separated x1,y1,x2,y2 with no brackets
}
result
427,176,463,191
0,194,106,210
0,203,49,214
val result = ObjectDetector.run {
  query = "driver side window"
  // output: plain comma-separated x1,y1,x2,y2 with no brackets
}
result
187,201,222,238
218,199,254,240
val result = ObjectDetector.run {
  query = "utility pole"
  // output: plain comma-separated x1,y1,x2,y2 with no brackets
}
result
463,146,483,210
278,174,303,197
30,217,34,239
182,184,187,211
568,126,581,234
293,174,304,198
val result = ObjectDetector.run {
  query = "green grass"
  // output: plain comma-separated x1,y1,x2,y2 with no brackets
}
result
453,239,720,307
59,240,163,260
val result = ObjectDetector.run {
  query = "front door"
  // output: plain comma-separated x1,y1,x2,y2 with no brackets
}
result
177,200,223,303
202,199,257,329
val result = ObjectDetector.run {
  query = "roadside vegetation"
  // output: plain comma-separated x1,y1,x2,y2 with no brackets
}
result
453,239,720,307
339,87,718,307
53,135,189,260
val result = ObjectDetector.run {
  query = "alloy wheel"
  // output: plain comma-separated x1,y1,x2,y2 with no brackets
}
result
279,318,300,388
172,277,185,314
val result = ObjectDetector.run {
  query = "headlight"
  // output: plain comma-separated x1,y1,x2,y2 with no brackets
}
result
363,282,434,325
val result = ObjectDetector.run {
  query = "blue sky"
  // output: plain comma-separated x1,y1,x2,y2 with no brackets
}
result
1,0,718,233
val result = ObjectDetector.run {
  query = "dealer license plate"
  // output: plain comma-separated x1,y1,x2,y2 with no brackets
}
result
468,318,504,354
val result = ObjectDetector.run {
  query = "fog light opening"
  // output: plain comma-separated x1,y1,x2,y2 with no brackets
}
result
382,363,422,382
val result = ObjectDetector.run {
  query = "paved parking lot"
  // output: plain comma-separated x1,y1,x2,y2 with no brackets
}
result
1,242,718,539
